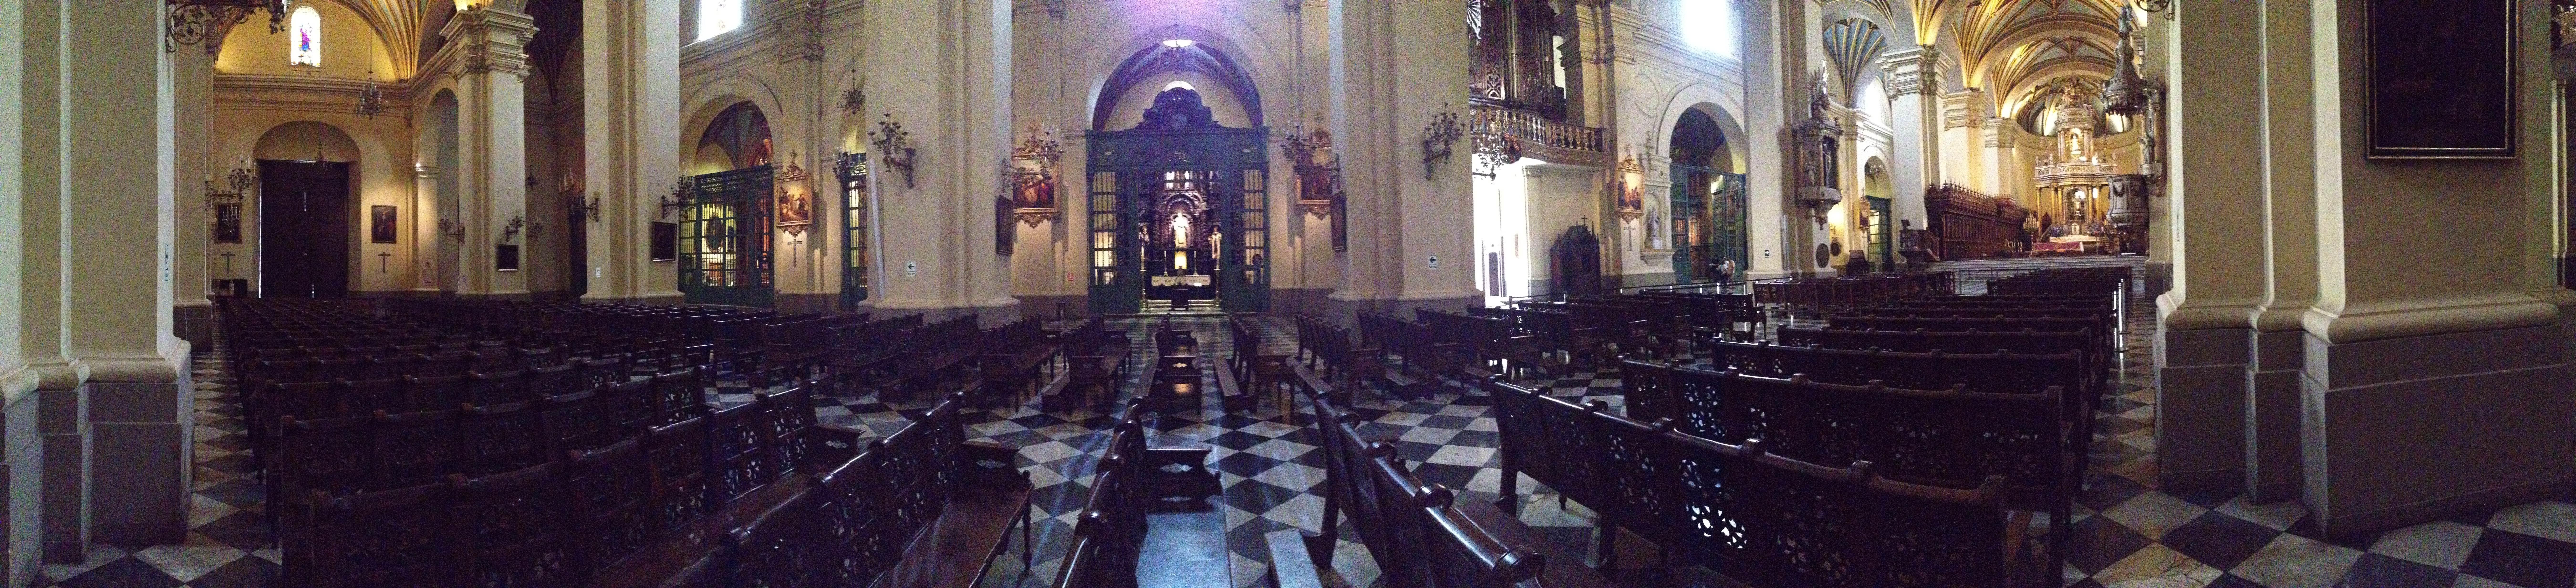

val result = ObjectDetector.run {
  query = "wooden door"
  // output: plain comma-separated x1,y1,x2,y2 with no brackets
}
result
258,160,353,298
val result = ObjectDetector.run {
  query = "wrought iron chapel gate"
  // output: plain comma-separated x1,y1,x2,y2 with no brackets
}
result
1085,127,1271,314
680,166,775,307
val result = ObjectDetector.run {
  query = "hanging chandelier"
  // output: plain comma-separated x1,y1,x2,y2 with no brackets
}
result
167,0,289,52
355,71,386,119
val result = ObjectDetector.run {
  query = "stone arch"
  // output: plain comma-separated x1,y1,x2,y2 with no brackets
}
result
1088,32,1265,131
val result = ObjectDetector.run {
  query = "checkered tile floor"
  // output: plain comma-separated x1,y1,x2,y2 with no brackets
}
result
52,309,2576,588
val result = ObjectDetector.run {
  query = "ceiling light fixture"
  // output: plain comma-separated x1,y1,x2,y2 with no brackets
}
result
1162,39,1195,48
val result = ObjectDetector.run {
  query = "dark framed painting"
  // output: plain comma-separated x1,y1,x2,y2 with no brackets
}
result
995,196,1015,256
213,203,243,243
496,244,521,272
369,205,398,244
650,222,678,261
2366,0,2516,159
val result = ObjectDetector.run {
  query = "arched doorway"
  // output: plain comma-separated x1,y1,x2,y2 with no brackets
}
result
1084,41,1270,314
1861,158,1894,273
681,100,777,307
1667,107,1748,283
254,121,362,298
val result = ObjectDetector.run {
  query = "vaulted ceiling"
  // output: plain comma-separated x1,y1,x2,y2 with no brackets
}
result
1903,0,2131,117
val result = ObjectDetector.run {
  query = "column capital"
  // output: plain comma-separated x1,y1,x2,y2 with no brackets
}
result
1880,45,1947,96
441,6,537,79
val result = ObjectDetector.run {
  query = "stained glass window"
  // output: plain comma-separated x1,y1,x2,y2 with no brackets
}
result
697,0,743,41
289,5,321,67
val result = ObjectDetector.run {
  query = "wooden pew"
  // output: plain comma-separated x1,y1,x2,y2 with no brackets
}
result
1487,377,2048,587
1287,374,1611,588
975,316,1062,409
1055,406,1228,588
1048,317,1132,411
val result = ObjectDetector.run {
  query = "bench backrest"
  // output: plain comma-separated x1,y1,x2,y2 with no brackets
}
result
1488,378,2013,588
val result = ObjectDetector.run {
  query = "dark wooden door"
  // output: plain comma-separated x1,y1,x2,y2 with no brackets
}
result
259,160,353,298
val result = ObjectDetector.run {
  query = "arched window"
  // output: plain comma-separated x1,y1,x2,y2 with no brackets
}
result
1680,0,1739,59
696,0,744,41
289,5,322,67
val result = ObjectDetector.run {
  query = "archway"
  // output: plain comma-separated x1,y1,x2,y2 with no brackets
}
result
1667,105,1748,283
1085,40,1271,314
678,100,777,307
1860,157,1894,272
254,121,362,298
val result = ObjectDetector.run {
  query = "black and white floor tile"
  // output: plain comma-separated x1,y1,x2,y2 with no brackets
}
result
50,308,2576,588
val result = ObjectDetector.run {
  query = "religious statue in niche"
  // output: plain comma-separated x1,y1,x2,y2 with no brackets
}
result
1009,125,1063,227
1644,204,1666,250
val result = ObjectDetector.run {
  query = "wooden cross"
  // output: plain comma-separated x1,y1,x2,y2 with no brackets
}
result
218,252,234,276
377,252,392,274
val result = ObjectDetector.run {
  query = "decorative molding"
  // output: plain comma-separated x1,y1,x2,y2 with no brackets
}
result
1880,45,1946,96
442,6,536,80
166,1,281,53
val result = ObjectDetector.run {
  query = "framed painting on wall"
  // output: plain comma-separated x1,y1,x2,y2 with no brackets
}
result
2366,0,2516,159
651,222,678,261
369,205,398,244
213,203,243,243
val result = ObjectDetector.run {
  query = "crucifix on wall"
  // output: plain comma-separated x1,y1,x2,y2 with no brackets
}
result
377,252,392,274
219,252,235,277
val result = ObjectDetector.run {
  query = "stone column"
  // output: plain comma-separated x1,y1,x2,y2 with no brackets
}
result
1329,0,1475,316
2294,0,2571,537
65,0,190,547
6,0,79,570
1880,45,1942,231
862,0,1016,321
1736,0,1806,279
2242,0,2318,505
582,0,684,304
442,7,536,298
1981,116,2013,200
171,42,213,348
2155,0,2265,491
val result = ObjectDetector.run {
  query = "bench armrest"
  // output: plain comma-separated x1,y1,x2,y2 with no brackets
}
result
802,423,871,472
953,440,1030,491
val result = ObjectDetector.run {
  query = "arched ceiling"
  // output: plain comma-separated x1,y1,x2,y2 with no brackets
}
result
330,0,433,78
1906,0,2127,104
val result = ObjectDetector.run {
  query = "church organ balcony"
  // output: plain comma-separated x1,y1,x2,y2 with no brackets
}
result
1472,105,1608,166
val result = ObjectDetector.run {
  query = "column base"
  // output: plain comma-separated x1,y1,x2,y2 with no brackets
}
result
774,293,839,314
2300,324,2575,539
2156,325,2250,490
172,303,214,351
84,378,190,547
2245,329,2304,504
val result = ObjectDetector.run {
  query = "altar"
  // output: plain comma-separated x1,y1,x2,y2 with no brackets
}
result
1149,274,1216,305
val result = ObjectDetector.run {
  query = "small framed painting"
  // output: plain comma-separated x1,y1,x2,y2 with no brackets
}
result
213,203,243,243
496,244,521,272
369,205,398,244
650,222,678,261
2366,0,2516,159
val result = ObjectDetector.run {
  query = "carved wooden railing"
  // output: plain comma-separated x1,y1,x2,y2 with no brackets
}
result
1471,106,1604,155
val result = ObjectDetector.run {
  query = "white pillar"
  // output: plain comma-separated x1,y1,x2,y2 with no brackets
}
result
583,0,683,304
442,7,536,297
65,0,189,547
1740,0,1812,279
863,0,1016,320
1330,0,1475,314
1881,46,1942,232
2155,0,2266,491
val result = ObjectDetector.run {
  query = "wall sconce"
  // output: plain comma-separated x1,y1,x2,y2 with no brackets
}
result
1420,106,1464,181
869,113,918,189
500,214,525,244
568,191,601,222
436,218,467,242
660,177,692,219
